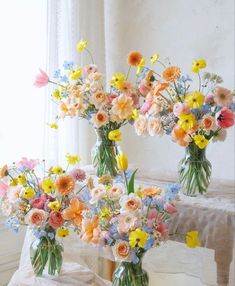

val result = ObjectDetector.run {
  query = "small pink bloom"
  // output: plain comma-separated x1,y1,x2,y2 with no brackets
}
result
138,81,150,96
107,94,118,105
34,69,49,88
117,213,139,233
83,64,98,77
141,100,152,114
130,93,139,108
216,107,234,128
48,211,64,229
16,157,39,170
0,181,8,197
173,102,190,117
205,94,215,105
31,197,45,209
164,202,177,213
156,222,168,237
69,168,86,182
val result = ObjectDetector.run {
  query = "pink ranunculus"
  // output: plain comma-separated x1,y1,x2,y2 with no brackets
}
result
31,197,45,209
34,69,49,88
48,211,64,229
216,107,234,128
205,94,215,105
138,81,150,96
173,102,190,117
25,209,48,226
69,168,86,182
164,202,177,214
16,157,39,170
140,100,152,114
0,181,8,197
130,93,140,108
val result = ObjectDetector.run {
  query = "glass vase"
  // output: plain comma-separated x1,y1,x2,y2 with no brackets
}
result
112,256,149,286
91,128,121,178
178,142,212,196
30,235,63,276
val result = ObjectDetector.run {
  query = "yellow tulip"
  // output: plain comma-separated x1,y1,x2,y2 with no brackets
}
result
116,153,128,171
150,53,159,65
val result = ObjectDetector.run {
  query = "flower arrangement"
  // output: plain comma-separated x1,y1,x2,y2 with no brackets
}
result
77,153,181,285
0,154,88,276
133,55,234,195
34,40,141,178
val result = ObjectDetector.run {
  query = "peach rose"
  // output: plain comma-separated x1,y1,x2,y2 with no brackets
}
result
112,240,130,261
117,213,139,234
92,111,109,128
147,117,163,136
25,209,48,226
120,194,141,213
201,114,215,130
134,115,148,136
108,184,124,201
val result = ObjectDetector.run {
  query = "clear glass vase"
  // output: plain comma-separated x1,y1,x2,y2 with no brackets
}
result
91,128,121,178
112,256,149,286
178,142,212,196
30,235,63,276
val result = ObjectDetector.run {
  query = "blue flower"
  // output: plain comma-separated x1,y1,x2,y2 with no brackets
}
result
130,251,140,264
136,67,149,80
79,187,91,202
63,61,74,70
143,197,151,206
5,217,19,233
165,183,180,201
53,69,61,79
143,226,152,234
178,74,192,83
47,232,55,240
60,75,69,83
106,235,113,245
145,236,155,250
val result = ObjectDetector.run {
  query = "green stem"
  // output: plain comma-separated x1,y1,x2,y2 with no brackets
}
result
85,48,95,64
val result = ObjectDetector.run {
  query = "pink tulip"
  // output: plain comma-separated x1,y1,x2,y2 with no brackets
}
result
0,181,8,197
164,202,177,213
34,69,49,87
216,107,234,128
107,94,118,105
141,100,152,114
130,93,140,108
138,81,150,96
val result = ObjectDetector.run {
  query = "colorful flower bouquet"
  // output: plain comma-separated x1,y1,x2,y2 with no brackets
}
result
0,154,88,276
34,40,141,178
77,153,180,286
133,55,234,196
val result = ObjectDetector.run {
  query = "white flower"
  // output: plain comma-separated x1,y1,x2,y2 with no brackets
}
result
108,183,124,201
134,115,148,136
147,117,163,136
90,185,106,204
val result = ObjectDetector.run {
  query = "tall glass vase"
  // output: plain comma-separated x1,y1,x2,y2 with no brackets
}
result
30,235,63,276
178,142,212,196
91,128,121,178
112,256,149,286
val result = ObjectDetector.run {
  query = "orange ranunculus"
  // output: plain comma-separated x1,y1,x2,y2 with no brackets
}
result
80,215,101,244
55,175,75,195
127,51,143,66
153,82,169,96
62,197,87,226
162,66,181,82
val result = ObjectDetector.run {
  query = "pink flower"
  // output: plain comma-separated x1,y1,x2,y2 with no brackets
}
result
31,195,47,209
216,107,234,128
107,94,118,106
34,69,49,88
119,193,142,213
138,81,150,96
173,102,190,117
156,222,168,237
140,100,152,114
117,213,139,233
213,86,233,107
69,168,86,182
147,208,158,227
16,158,39,170
48,211,64,229
164,202,177,213
83,64,98,77
205,94,215,105
130,93,139,108
0,181,8,197
25,209,48,226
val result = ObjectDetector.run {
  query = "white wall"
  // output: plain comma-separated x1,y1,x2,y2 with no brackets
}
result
104,0,234,181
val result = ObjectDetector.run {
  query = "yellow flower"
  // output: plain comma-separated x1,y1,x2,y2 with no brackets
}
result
132,108,139,120
0,165,8,178
185,91,205,109
66,153,81,165
186,230,201,248
110,73,125,90
116,153,128,172
42,178,55,194
150,53,159,65
9,178,18,186
18,174,26,185
76,39,88,52
48,201,61,211
57,227,70,238
47,123,58,129
194,134,209,149
51,166,63,175
22,187,35,200
192,59,207,73
98,174,113,185
179,113,196,131
108,130,121,141
129,228,148,248
52,89,61,100
100,208,110,219
68,68,82,80
136,58,146,75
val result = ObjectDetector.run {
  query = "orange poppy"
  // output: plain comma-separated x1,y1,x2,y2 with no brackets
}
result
127,51,143,66
163,66,181,82
80,215,101,244
62,197,87,226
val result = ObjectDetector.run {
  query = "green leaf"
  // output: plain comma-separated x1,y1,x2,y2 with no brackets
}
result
127,169,138,194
